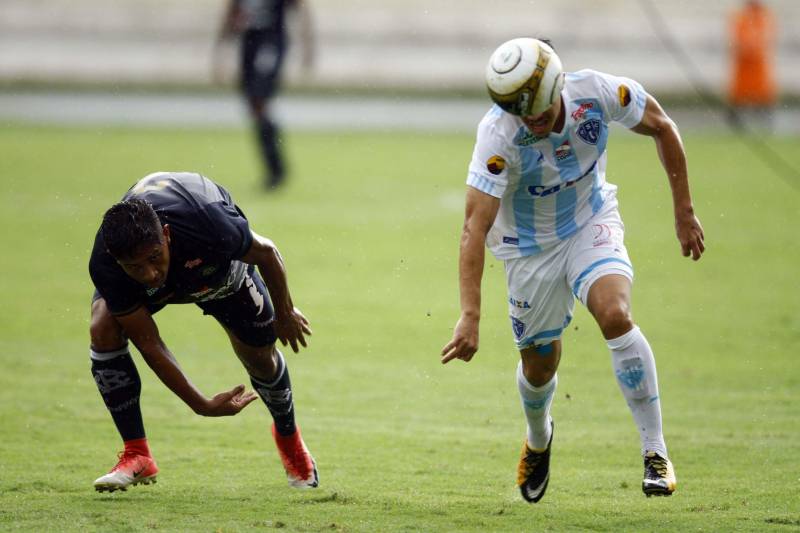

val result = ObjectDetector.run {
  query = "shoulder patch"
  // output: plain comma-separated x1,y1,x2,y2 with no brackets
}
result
487,155,506,175
618,84,632,107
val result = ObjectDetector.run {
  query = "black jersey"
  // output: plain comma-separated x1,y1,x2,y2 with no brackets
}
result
89,172,254,316
238,0,292,33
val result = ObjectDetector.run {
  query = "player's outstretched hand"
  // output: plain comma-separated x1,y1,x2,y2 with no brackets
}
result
274,307,312,353
198,384,258,417
675,211,705,261
441,315,479,364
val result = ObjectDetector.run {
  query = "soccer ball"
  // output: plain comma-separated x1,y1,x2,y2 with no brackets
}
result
485,38,564,117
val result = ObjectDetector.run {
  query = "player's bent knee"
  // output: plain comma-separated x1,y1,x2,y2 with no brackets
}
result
520,342,560,386
595,306,634,340
89,300,126,351
233,341,280,380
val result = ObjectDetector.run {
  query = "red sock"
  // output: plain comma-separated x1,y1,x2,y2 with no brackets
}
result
124,437,151,457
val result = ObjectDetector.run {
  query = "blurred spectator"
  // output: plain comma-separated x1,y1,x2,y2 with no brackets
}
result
217,0,314,190
729,0,777,128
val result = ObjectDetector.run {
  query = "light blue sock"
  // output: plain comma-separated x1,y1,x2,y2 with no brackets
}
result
516,362,556,450
608,326,668,457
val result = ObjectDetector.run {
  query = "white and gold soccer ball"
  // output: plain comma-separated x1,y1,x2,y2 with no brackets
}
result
486,38,564,116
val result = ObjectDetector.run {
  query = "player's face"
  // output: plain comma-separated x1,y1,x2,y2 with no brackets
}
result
116,226,171,289
521,95,562,136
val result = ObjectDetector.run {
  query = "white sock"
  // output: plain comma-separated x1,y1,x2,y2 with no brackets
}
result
516,361,556,450
607,326,668,457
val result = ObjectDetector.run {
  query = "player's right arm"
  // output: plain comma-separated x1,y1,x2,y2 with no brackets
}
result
217,0,244,41
115,306,257,416
440,187,500,364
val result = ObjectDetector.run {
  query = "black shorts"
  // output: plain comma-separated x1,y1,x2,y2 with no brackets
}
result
197,268,277,347
92,267,277,348
241,29,286,100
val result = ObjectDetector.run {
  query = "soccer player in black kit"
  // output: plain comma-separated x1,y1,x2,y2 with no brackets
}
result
217,0,313,189
89,171,318,492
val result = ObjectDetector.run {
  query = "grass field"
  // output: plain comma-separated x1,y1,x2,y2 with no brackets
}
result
1,122,799,532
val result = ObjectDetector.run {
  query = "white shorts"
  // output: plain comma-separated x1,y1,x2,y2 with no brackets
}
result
504,203,633,349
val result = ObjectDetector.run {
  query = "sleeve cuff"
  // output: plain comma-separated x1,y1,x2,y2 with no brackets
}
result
466,172,504,198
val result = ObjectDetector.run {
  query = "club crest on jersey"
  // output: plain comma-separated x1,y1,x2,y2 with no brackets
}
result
555,140,572,161
577,119,601,145
201,266,217,277
487,155,506,175
511,316,525,339
618,85,632,107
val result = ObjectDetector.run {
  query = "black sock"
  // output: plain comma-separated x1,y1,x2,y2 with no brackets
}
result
250,352,296,436
90,347,145,441
256,118,285,183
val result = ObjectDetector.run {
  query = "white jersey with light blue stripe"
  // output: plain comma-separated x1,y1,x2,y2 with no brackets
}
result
466,69,648,260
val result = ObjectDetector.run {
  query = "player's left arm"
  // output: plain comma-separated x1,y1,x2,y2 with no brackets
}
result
240,231,312,352
631,94,705,261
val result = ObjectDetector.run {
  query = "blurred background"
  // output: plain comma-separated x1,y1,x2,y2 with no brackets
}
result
2,2,799,530
1,0,798,131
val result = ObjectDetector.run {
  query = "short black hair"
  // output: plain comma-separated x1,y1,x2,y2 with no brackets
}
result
538,38,555,51
101,199,163,259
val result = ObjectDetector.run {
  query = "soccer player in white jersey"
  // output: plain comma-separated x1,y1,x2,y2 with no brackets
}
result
440,38,705,502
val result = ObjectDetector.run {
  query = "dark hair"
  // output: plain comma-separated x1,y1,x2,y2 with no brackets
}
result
538,38,555,51
101,199,163,258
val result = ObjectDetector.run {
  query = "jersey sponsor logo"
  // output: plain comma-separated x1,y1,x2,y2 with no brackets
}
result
618,84,632,107
511,316,525,339
571,101,594,121
515,130,545,146
487,155,506,175
502,236,519,245
184,258,203,269
509,296,531,309
555,140,572,161
190,286,212,298
527,161,595,197
577,119,601,145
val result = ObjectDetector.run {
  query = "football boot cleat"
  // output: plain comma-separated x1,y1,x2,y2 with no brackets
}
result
94,451,158,493
272,424,318,489
517,421,553,503
642,451,677,497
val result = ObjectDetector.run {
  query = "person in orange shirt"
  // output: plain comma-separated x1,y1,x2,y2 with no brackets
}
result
730,0,777,127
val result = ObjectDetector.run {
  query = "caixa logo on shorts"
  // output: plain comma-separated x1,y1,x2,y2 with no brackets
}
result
511,316,525,339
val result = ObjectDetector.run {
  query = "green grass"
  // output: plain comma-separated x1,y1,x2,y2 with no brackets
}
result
1,122,799,532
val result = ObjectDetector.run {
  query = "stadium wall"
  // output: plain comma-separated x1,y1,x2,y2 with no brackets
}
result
1,0,798,99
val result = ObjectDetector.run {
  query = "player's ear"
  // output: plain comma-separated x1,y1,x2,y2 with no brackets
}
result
162,224,171,244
